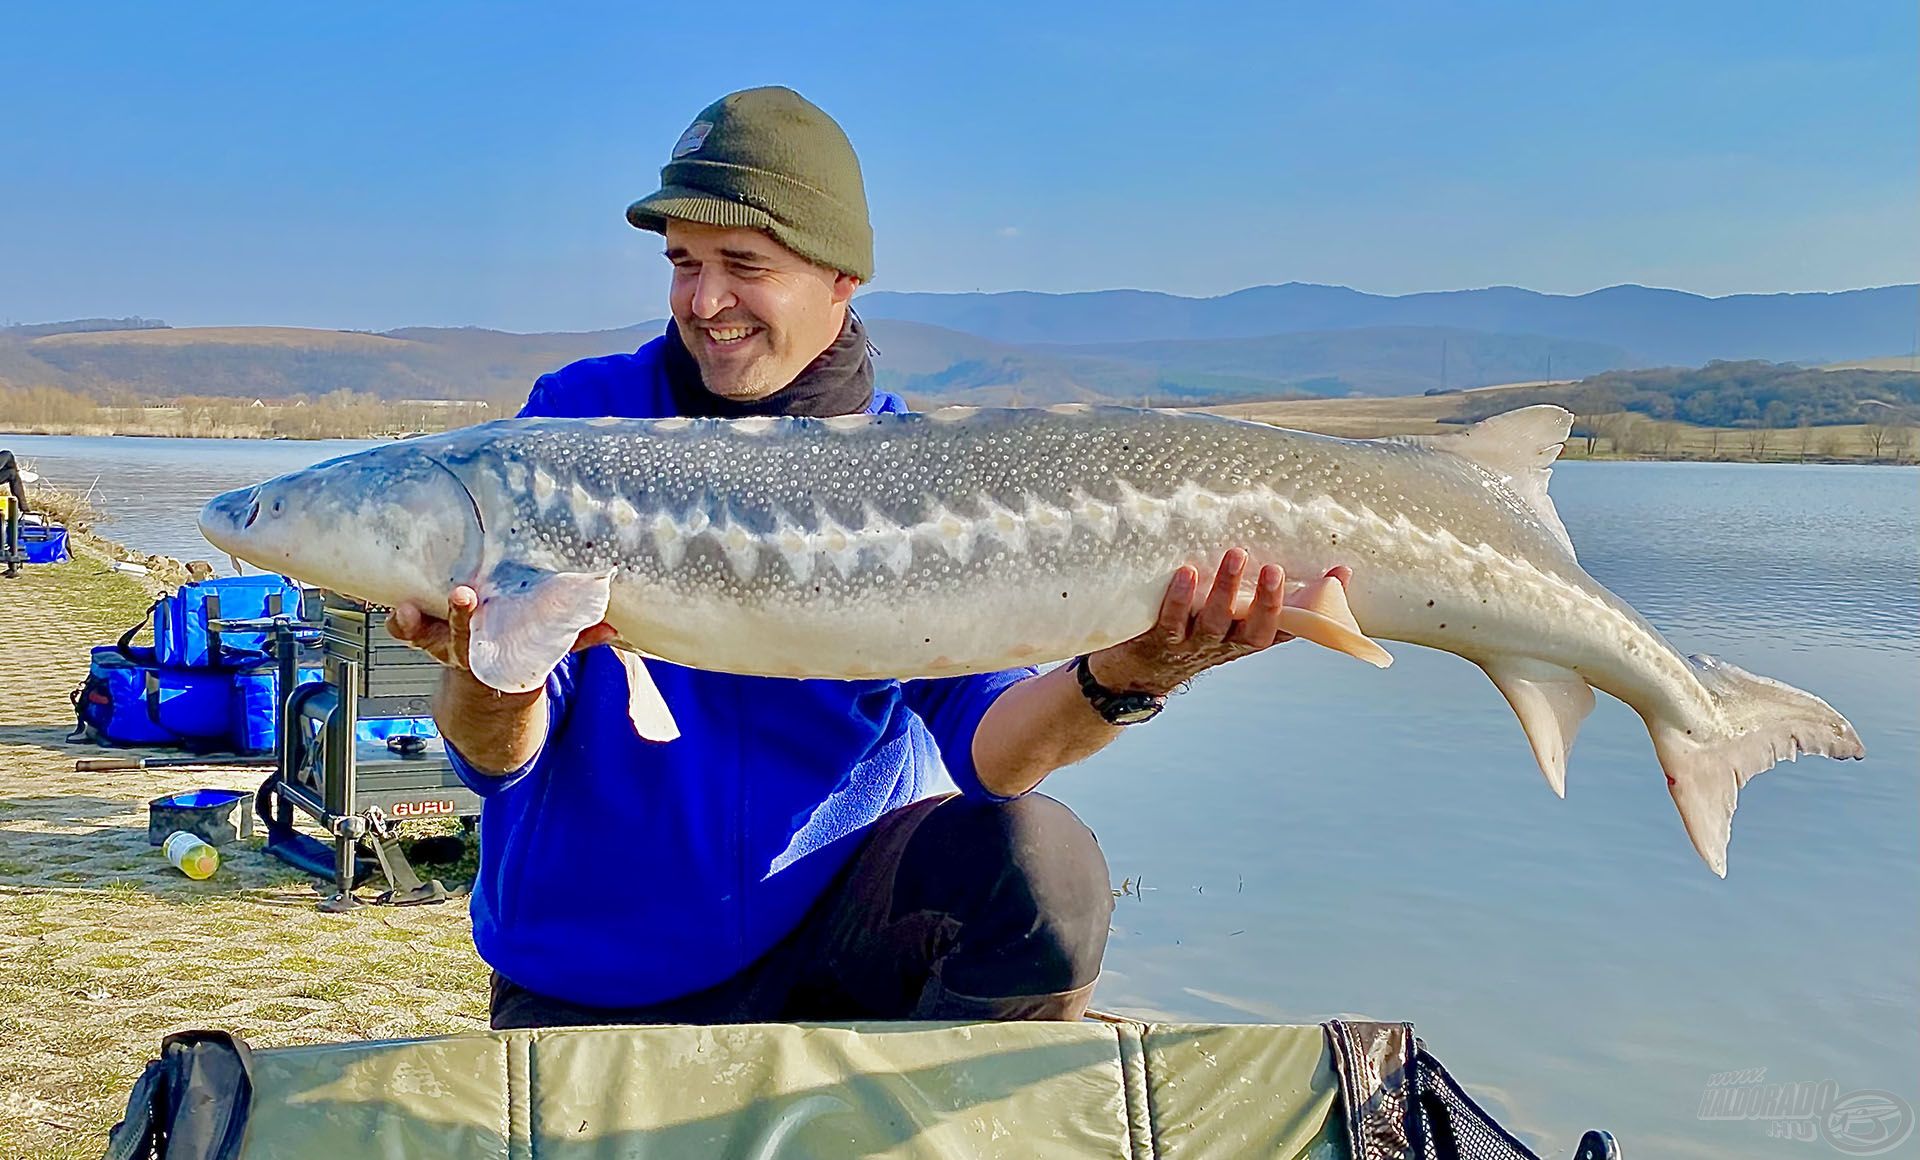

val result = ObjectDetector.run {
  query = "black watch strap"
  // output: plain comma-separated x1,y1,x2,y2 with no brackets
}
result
1073,655,1165,726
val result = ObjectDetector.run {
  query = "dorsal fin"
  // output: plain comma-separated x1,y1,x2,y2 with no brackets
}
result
1409,405,1576,556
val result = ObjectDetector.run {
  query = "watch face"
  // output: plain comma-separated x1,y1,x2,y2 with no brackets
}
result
1108,699,1164,725
1075,655,1164,725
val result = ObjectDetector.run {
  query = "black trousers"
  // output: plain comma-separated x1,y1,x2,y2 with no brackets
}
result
0,451,26,514
489,793,1114,1029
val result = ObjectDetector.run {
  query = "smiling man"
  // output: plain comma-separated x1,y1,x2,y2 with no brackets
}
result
390,86,1306,1030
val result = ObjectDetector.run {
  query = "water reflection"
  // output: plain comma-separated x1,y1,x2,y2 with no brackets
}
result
5,437,1915,1158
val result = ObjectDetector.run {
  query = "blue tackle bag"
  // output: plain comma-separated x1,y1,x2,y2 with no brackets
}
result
69,647,235,749
147,574,303,668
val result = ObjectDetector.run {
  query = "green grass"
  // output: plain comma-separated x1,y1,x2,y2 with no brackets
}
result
288,978,355,1002
13,556,154,633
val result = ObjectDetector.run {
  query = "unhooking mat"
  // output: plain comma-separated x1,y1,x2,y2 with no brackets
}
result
105,1019,1568,1160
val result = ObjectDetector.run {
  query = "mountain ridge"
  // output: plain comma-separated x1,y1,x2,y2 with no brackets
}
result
855,281,1918,366
4,280,1911,407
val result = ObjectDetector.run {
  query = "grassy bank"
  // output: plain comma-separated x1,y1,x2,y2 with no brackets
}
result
0,551,488,1157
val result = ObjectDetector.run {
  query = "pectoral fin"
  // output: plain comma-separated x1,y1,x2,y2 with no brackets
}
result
1479,656,1596,797
467,563,614,693
616,648,679,743
1277,571,1394,668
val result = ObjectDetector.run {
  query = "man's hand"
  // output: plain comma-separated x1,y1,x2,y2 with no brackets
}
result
387,586,618,674
386,586,616,776
1086,549,1351,698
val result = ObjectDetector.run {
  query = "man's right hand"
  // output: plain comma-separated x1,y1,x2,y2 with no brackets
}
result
388,586,619,673
387,586,617,776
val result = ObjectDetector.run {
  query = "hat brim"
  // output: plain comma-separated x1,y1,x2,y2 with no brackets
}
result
626,187,779,237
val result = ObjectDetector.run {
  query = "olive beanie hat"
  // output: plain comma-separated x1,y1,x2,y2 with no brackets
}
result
627,86,874,282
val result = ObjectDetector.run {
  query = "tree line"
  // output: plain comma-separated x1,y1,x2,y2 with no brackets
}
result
0,384,484,439
1454,360,1920,428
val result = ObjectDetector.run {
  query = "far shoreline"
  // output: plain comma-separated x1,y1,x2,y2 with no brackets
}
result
5,414,1915,467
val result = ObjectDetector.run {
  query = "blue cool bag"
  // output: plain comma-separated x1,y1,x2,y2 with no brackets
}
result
229,663,281,755
150,574,303,669
228,663,326,755
70,647,235,749
20,523,69,564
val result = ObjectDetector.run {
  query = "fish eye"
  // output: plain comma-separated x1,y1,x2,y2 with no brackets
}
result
271,498,282,515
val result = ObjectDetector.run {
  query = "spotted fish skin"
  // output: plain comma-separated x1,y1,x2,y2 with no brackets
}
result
200,403,1863,876
412,405,1560,678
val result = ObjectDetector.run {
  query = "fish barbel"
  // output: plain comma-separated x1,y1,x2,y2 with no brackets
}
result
198,403,1864,875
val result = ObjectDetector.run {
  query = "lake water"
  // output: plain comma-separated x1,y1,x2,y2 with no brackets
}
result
7,433,1917,1158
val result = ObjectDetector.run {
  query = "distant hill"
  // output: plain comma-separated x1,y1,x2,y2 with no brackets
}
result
3,322,670,406
865,320,1306,405
857,282,1919,366
4,279,1913,408
1046,327,1633,397
0,317,169,340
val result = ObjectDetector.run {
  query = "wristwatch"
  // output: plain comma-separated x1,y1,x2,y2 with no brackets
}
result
1072,654,1166,725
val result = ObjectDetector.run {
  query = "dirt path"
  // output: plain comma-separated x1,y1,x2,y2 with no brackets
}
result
0,551,488,1157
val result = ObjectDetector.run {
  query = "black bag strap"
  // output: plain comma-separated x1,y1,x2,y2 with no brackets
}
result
205,590,223,662
104,1030,255,1160
118,600,163,663
144,670,164,728
68,681,91,745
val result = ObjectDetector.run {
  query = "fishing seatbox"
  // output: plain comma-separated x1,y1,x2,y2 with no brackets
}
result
149,574,303,669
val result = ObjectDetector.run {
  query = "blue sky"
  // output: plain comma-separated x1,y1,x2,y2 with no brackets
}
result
2,1,1912,332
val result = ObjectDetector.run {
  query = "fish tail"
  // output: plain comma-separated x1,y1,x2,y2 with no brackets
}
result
1647,654,1864,877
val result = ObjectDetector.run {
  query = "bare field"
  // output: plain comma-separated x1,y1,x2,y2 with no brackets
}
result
1197,385,1918,463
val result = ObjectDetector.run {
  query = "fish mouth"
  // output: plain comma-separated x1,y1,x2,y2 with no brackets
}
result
197,485,260,556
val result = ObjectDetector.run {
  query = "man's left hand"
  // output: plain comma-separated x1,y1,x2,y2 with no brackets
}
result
1085,549,1350,699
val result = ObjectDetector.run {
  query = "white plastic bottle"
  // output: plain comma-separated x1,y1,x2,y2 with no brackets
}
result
162,831,219,880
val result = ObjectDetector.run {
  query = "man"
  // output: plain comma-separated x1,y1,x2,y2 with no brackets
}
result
390,87,1307,1029
0,451,29,516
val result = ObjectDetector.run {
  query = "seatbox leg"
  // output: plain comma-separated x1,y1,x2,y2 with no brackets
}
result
366,827,448,907
318,814,366,913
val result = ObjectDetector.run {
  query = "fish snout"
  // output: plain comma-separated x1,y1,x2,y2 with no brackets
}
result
198,485,266,552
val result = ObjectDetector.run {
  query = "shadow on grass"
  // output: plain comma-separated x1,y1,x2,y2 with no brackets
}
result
0,724,90,754
0,793,147,825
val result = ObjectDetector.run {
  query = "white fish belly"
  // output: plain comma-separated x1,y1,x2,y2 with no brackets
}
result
610,561,1180,678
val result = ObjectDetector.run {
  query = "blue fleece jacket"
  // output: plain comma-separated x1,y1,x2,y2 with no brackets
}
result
448,336,1036,1009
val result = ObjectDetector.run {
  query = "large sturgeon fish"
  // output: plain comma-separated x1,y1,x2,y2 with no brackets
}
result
199,404,1862,875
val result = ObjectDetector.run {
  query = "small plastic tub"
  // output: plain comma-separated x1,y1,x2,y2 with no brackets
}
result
147,788,254,847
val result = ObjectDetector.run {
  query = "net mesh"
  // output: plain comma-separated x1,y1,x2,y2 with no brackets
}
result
1412,1046,1544,1160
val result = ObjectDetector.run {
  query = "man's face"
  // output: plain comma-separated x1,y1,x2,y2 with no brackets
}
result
665,220,859,402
